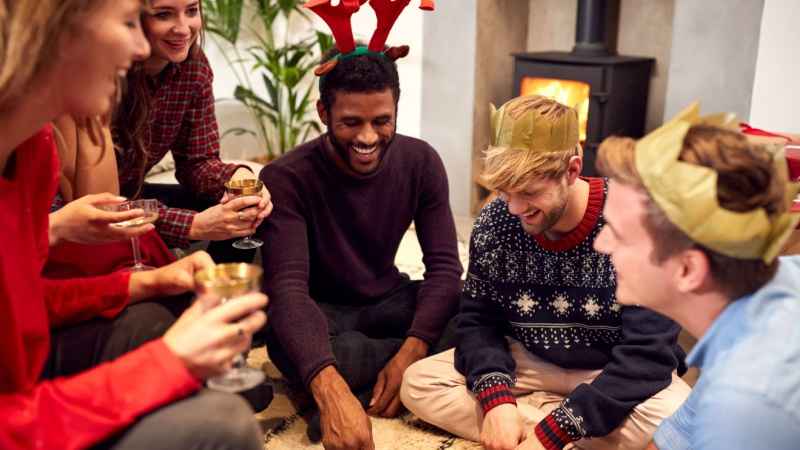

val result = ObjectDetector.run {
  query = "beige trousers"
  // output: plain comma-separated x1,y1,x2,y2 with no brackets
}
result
400,339,691,450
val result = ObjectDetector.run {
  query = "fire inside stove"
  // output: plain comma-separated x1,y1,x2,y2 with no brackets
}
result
520,77,590,142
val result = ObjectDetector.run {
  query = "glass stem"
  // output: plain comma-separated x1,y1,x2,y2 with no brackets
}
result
131,235,143,267
232,354,247,369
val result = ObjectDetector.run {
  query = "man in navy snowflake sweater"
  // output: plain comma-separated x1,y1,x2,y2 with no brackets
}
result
400,96,691,450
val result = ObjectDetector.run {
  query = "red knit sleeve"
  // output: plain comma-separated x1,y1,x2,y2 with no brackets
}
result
0,339,200,450
42,271,131,328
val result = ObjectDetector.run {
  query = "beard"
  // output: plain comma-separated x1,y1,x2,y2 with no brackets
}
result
520,201,567,236
327,131,394,175
519,182,570,236
329,132,353,168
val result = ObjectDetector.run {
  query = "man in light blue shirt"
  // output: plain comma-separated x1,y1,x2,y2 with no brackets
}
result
590,104,800,450
652,263,800,449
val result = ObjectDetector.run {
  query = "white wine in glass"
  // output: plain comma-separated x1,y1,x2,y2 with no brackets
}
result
224,179,264,250
195,263,266,393
108,199,159,271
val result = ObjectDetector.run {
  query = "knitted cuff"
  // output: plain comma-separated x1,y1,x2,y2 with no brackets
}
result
473,374,516,414
534,407,583,450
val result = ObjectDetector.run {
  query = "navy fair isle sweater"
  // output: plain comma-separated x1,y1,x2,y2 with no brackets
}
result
455,178,685,449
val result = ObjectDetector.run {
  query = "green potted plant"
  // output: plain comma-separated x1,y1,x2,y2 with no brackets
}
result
203,0,334,161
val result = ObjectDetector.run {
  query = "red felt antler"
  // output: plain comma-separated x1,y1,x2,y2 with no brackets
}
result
367,0,411,52
307,0,434,77
305,0,367,54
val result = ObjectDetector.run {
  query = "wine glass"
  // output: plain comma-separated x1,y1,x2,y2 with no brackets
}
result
195,263,266,393
224,179,264,250
109,199,160,272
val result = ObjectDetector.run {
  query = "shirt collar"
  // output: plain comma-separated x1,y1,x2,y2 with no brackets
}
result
686,293,751,369
147,62,180,89
686,257,800,369
686,256,800,368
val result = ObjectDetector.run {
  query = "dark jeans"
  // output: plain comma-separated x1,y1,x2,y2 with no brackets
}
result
266,280,457,399
141,183,257,264
93,390,262,450
42,300,188,379
43,301,263,450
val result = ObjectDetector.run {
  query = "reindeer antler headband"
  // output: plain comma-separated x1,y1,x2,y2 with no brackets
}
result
305,0,435,77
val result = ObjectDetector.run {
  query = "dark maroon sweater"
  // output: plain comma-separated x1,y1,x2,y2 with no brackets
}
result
257,134,463,386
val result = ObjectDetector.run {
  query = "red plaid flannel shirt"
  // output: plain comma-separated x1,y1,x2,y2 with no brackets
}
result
116,50,248,248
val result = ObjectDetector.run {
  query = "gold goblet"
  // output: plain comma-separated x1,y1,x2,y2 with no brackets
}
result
224,179,264,250
195,263,266,393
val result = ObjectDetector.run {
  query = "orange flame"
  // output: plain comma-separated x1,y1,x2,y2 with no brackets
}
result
520,77,590,142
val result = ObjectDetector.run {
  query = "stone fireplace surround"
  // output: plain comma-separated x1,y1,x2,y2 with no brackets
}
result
421,0,765,215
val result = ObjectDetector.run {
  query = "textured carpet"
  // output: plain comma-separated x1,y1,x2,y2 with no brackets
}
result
247,347,480,450
248,227,475,449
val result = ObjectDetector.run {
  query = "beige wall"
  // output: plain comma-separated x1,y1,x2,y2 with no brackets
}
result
664,0,762,120
471,0,529,214
618,0,675,130
526,0,675,131
527,0,575,52
421,0,479,216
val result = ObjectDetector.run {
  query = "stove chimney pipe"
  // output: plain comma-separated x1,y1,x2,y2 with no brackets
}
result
572,0,619,56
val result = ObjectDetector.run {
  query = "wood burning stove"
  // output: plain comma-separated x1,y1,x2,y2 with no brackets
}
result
513,0,654,175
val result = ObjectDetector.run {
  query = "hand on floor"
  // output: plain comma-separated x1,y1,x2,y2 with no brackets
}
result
368,337,428,418
480,404,525,450
311,366,375,450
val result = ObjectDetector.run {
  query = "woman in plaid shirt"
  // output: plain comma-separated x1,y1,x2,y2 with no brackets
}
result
113,0,272,257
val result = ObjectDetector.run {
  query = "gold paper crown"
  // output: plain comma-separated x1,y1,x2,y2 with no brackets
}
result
490,95,579,153
635,102,800,263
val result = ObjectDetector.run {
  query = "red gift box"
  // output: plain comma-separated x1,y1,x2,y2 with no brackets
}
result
787,145,800,214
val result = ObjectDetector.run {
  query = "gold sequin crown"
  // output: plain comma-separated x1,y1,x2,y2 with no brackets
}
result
636,102,799,263
490,95,579,153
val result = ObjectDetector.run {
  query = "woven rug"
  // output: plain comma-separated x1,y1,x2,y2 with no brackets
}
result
248,228,475,449
247,347,479,450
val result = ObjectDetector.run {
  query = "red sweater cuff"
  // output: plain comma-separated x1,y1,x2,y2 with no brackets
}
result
535,413,577,450
476,384,516,414
97,271,132,319
147,339,202,392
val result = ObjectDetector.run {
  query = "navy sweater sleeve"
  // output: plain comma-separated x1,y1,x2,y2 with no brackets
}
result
454,222,518,410
535,307,683,448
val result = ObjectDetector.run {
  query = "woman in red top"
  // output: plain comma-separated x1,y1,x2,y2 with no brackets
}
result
0,1,268,449
113,0,272,260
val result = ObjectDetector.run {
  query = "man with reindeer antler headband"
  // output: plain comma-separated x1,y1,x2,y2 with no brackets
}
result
595,103,800,450
257,1,462,448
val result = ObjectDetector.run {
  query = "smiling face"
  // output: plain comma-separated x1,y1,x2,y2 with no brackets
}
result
594,179,681,309
58,0,150,117
142,0,202,70
499,175,570,236
318,89,397,175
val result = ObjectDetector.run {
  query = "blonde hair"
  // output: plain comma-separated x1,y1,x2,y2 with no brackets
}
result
597,126,785,298
1,0,135,172
482,144,581,192
482,96,581,192
0,1,112,111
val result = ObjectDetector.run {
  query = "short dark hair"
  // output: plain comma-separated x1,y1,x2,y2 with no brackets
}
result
319,47,401,111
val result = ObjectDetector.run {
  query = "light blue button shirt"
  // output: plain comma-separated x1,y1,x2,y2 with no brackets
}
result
654,256,800,450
